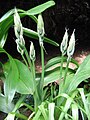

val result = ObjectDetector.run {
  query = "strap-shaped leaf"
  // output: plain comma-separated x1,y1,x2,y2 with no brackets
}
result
45,56,79,71
26,1,55,15
23,27,59,47
68,55,90,93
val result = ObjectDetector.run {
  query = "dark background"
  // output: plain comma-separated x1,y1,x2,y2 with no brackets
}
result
0,0,90,57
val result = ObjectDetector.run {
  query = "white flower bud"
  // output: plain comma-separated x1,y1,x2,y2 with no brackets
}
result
67,29,75,59
37,14,45,46
37,14,45,37
14,8,23,38
16,35,25,55
60,28,68,55
30,42,35,61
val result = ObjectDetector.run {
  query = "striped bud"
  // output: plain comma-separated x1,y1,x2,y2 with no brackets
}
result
60,28,68,55
14,8,23,38
37,14,45,37
16,35,25,55
37,14,45,46
67,29,75,59
30,42,35,61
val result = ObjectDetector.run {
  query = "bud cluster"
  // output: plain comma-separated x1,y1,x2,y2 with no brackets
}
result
14,8,25,55
60,29,75,59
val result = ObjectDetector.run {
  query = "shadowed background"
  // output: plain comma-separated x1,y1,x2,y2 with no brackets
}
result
0,0,90,57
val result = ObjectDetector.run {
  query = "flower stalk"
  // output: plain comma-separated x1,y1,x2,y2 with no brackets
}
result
64,29,75,84
59,29,68,93
37,14,45,101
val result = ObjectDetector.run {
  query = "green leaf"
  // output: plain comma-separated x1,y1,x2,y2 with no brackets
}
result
59,91,77,120
59,97,73,120
0,93,14,113
38,102,48,120
0,16,13,47
23,27,59,47
26,1,55,15
44,67,74,86
0,9,14,23
48,103,55,120
45,56,79,71
79,88,90,120
33,109,42,120
68,55,90,92
5,113,15,120
0,32,8,48
72,104,78,120
0,48,19,102
0,9,25,48
4,57,19,102
14,59,34,94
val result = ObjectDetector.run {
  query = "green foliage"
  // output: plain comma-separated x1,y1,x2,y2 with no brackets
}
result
15,59,34,94
0,1,58,48
0,1,90,120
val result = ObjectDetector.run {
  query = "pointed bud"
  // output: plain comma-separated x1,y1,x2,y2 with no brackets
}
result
67,29,75,59
30,42,35,61
16,35,25,55
37,14,45,37
60,28,68,55
37,14,45,46
14,8,23,38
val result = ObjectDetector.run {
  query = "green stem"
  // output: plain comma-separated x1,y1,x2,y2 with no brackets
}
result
40,46,44,101
59,54,64,79
24,47,32,71
59,54,64,94
32,60,36,84
32,60,39,112
22,102,34,112
13,95,27,112
22,54,28,67
32,60,41,112
63,57,71,84
15,112,28,120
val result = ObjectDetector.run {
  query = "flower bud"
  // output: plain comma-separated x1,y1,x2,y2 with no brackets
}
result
14,8,23,38
30,42,35,61
16,35,25,55
60,28,68,55
37,14,45,46
37,14,45,37
67,29,75,59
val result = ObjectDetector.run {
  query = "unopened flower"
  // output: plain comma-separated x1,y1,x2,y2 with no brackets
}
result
14,8,25,55
37,14,45,46
67,29,75,59
16,35,25,55
37,14,45,37
14,8,23,38
60,28,68,55
30,41,35,61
